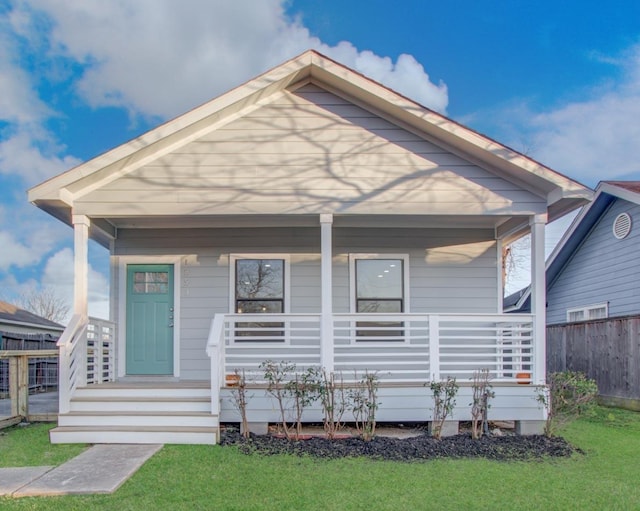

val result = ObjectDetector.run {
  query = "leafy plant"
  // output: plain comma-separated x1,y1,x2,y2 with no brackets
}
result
284,367,320,439
260,360,296,439
315,368,347,439
429,376,459,440
349,370,380,441
470,369,494,439
537,371,598,437
228,368,251,439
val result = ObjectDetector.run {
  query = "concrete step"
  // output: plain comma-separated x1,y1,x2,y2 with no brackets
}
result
69,396,211,413
50,426,218,445
58,411,219,428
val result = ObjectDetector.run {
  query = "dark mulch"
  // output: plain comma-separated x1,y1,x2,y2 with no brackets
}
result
220,429,577,462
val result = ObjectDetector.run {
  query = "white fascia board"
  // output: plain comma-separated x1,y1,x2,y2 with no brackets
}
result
599,182,640,206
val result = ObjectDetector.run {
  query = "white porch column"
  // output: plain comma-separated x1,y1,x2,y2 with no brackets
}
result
72,214,90,318
530,213,547,384
320,214,334,372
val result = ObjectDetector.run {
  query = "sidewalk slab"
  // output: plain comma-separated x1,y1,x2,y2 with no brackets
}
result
0,467,53,496
13,444,162,497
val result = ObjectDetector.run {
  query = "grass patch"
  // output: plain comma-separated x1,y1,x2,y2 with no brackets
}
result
0,423,86,468
1,408,639,510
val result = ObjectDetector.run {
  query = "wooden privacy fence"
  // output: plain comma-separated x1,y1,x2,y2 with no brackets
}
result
0,350,58,428
547,315,640,410
0,331,59,396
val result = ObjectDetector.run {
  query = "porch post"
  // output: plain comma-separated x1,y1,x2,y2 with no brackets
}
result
320,214,334,372
530,213,547,384
72,214,90,318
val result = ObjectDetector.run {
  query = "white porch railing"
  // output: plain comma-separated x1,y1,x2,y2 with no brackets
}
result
206,313,535,385
58,315,116,414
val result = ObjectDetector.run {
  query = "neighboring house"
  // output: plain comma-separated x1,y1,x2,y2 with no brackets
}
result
545,181,640,324
28,50,591,444
0,301,64,338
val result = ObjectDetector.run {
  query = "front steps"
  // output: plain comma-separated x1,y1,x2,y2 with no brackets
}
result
50,382,219,445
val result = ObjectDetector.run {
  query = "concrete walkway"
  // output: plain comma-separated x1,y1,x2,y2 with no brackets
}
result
0,444,162,498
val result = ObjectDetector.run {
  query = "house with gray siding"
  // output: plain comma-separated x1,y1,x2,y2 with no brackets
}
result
28,50,591,444
545,181,640,324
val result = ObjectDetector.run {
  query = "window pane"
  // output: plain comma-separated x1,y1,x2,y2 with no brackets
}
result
236,259,284,299
356,259,403,299
357,299,402,313
568,310,584,322
589,307,607,320
236,300,283,314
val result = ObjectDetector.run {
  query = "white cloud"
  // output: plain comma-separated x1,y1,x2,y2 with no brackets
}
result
0,230,41,270
21,0,448,118
483,44,640,185
41,247,110,321
0,129,81,185
0,18,50,123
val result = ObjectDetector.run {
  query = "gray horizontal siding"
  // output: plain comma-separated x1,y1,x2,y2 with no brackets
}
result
220,385,544,423
77,84,545,217
547,198,640,324
112,226,498,379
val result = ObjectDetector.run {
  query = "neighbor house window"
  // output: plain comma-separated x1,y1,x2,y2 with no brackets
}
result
349,254,409,340
231,257,287,341
566,303,608,323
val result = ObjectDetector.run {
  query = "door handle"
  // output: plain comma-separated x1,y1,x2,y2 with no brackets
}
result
169,322,174,328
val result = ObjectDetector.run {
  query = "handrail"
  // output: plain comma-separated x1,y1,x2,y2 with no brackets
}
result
206,314,226,416
57,313,88,414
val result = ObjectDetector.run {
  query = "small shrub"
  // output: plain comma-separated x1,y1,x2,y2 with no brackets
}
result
284,367,320,440
315,368,347,439
470,368,494,439
228,368,251,439
349,370,380,441
429,376,459,440
260,360,296,439
537,371,598,437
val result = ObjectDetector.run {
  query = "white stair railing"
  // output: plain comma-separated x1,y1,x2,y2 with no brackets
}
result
206,314,226,417
57,314,88,414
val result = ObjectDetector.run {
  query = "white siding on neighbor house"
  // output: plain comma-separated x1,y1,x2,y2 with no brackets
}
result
547,198,640,324
112,226,498,379
76,84,546,217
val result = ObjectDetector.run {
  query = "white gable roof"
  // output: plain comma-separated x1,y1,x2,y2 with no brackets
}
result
29,50,591,243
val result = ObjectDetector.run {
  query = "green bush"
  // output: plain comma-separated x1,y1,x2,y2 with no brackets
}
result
538,371,598,436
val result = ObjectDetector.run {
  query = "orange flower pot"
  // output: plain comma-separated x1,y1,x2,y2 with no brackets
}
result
516,372,531,384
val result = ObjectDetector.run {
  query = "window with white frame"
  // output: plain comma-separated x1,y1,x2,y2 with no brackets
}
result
566,303,608,323
230,256,288,341
349,254,409,340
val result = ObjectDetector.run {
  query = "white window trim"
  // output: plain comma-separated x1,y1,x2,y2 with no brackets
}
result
229,254,291,314
117,255,182,379
348,253,410,313
566,302,609,323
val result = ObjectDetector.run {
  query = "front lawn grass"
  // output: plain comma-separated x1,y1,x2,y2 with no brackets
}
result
0,423,86,467
1,407,639,510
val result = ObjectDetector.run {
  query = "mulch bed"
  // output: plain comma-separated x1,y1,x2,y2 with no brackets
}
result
220,428,577,462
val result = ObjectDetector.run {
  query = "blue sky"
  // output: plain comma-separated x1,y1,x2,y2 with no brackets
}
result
1,0,640,320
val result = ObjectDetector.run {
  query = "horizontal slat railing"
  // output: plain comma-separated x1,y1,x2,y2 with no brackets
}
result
214,312,534,384
86,317,116,384
220,314,322,380
333,314,429,383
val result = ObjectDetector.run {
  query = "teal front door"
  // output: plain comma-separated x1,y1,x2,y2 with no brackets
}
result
126,264,174,375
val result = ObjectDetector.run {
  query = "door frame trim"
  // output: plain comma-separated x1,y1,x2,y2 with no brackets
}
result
118,256,182,378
